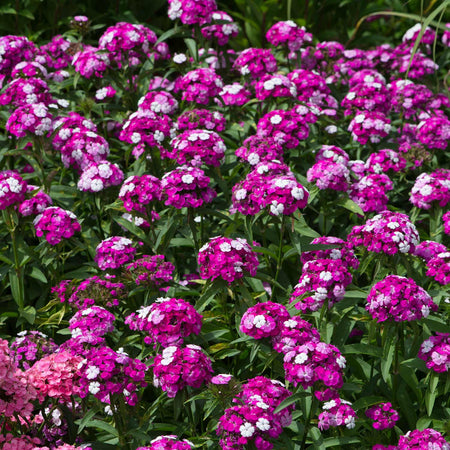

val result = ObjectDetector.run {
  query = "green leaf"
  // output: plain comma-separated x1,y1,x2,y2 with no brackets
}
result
323,437,361,447
184,38,198,61
84,419,118,437
337,198,364,215
19,306,36,325
352,395,386,411
381,333,396,382
29,266,47,283
156,26,190,44
343,344,382,358
114,217,147,243
273,392,311,414
9,269,24,309
425,372,440,416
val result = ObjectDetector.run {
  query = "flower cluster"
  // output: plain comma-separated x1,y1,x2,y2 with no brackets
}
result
78,346,147,405
69,306,116,344
77,160,124,192
176,108,226,132
397,428,450,449
232,162,309,216
56,275,126,309
255,74,297,101
33,206,81,245
418,333,450,373
235,135,284,165
365,148,406,174
125,297,202,347
271,316,321,354
0,77,53,108
119,110,174,158
98,22,157,66
126,255,175,287
95,236,138,270
168,0,217,25
137,435,194,450
18,186,53,216
58,130,110,171
266,21,312,52
290,259,353,312
165,129,226,166
72,46,110,79
318,398,357,430
348,111,391,144
201,11,239,45
256,109,309,148
0,339,36,418
138,91,179,115
365,402,399,430
240,302,291,339
307,160,350,192
409,169,450,210
218,83,252,106
444,211,450,235
161,165,217,208
0,170,28,210
217,377,294,450
283,341,346,390
348,210,419,255
233,48,277,78
0,35,37,77
152,345,213,397
414,240,447,262
349,173,393,213
10,331,58,370
174,68,223,104
198,236,259,283
27,350,83,403
119,175,162,213
416,116,450,150
426,251,450,285
300,236,360,270
6,102,54,138
342,81,390,115
366,275,437,322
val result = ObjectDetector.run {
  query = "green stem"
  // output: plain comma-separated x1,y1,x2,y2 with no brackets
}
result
300,394,317,450
270,216,286,300
430,205,443,242
188,208,199,252
4,209,24,311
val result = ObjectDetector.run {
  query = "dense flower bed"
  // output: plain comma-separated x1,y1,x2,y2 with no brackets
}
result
0,3,449,450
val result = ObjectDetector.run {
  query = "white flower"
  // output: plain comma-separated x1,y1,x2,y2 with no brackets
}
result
247,152,260,165
235,188,247,200
253,315,267,328
219,242,232,252
319,271,332,281
294,352,308,364
421,339,434,353
270,201,284,216
336,355,346,368
345,415,356,429
182,174,194,184
86,365,100,380
88,381,101,395
270,114,282,125
173,53,187,63
239,422,255,438
291,186,306,200
256,418,271,431
323,399,336,410
131,132,141,144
